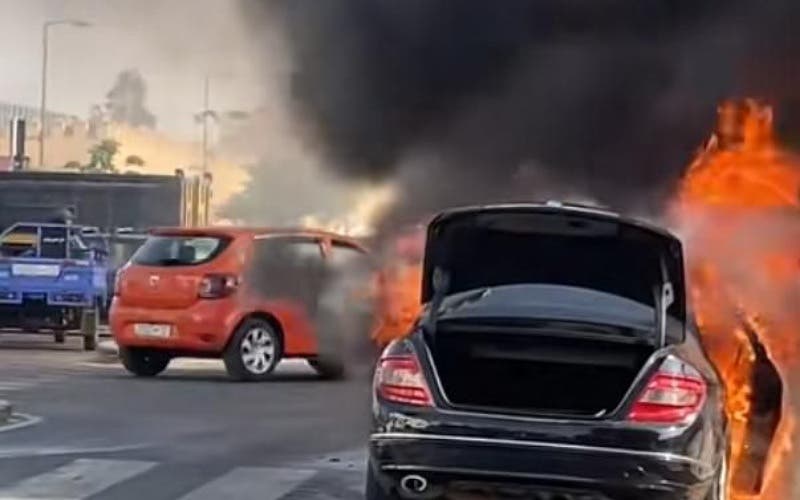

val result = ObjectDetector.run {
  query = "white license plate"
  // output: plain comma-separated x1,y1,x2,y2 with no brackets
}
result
134,323,171,338
11,264,60,277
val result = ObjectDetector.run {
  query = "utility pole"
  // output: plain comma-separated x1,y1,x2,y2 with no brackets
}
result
38,25,49,167
38,19,91,167
202,75,210,175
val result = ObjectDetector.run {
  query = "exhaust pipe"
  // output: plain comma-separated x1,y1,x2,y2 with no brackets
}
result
399,474,429,496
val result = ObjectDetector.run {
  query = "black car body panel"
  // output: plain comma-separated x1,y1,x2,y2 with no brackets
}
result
369,204,727,500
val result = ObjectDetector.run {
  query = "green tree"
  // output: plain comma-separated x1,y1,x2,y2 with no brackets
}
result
84,139,120,173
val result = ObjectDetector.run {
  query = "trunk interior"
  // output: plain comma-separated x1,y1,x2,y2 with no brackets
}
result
429,323,653,418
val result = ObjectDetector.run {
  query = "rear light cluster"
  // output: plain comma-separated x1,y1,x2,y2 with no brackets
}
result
375,351,433,407
198,274,240,299
627,355,707,425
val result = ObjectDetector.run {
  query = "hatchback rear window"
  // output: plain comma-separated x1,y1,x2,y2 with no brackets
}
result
131,235,230,266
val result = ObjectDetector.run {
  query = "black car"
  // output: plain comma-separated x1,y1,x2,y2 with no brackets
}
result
367,203,728,500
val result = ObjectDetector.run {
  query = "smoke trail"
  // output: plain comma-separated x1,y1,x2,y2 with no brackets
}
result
244,0,800,223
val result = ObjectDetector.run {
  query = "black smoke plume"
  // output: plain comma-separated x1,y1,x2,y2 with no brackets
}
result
246,0,800,225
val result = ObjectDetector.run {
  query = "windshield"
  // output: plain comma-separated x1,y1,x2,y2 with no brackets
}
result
131,235,230,266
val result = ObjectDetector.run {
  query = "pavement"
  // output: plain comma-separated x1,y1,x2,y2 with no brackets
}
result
0,333,372,500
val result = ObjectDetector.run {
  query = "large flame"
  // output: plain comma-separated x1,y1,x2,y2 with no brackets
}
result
672,98,800,499
368,98,800,498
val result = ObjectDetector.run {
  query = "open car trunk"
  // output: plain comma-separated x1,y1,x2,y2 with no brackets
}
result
420,205,687,418
429,317,654,418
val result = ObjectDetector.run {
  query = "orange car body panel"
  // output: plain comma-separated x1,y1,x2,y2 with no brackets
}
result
110,227,365,357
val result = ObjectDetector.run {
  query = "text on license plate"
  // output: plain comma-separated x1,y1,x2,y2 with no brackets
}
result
134,323,171,338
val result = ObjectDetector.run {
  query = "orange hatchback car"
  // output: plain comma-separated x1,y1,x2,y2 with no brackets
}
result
110,227,371,380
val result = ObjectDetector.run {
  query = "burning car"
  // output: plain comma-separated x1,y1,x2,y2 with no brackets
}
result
368,203,729,500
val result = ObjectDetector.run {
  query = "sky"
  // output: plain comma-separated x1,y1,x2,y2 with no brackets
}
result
0,0,286,140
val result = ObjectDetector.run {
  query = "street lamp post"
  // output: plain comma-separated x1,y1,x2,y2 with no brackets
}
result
202,75,210,175
39,19,90,168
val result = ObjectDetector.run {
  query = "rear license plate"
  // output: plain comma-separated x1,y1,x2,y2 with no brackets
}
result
12,263,60,277
134,323,171,338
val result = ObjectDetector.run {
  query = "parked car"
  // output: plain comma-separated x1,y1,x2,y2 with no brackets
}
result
110,227,370,380
367,203,729,500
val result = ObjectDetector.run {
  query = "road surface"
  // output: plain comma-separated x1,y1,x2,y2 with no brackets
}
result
0,334,371,500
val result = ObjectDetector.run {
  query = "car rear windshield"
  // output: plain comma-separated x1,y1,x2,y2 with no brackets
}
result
131,235,230,266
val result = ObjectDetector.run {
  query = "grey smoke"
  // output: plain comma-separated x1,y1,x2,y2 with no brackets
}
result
244,0,800,225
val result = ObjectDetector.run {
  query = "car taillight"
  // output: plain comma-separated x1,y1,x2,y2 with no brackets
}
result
375,353,433,407
198,274,239,299
628,355,707,424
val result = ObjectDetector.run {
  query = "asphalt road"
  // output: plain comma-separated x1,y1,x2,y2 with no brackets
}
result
0,333,371,500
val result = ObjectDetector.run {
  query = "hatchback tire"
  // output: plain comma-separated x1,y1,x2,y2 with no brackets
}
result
223,319,282,381
120,347,171,377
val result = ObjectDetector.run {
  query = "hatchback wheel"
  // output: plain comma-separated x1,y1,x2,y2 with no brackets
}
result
120,347,171,377
223,319,281,381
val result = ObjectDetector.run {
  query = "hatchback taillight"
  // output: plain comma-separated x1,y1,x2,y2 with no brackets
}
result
375,353,433,407
628,356,707,425
198,274,239,299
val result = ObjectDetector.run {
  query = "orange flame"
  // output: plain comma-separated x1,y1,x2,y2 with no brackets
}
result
672,98,800,499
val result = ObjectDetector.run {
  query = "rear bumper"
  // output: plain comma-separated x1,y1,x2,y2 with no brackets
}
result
369,432,715,499
110,299,240,353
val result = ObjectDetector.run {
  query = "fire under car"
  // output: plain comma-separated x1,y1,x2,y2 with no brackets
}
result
368,203,729,500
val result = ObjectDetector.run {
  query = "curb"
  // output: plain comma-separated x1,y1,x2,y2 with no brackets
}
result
0,400,12,425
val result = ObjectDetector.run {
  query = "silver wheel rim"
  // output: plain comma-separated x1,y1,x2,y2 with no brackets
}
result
240,327,276,374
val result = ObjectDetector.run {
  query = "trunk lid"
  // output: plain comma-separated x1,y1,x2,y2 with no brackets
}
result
117,233,234,309
423,204,686,330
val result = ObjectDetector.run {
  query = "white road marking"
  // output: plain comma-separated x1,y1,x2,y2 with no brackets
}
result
0,382,35,392
0,458,156,499
0,413,42,434
178,466,316,500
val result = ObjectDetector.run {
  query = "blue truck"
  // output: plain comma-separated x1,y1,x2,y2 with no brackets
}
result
0,170,212,349
0,222,107,350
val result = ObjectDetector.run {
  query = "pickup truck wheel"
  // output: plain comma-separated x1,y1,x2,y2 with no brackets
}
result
80,307,98,351
120,347,170,377
53,331,66,344
223,319,281,381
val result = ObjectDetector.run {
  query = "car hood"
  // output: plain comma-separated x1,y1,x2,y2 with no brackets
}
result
422,204,686,323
